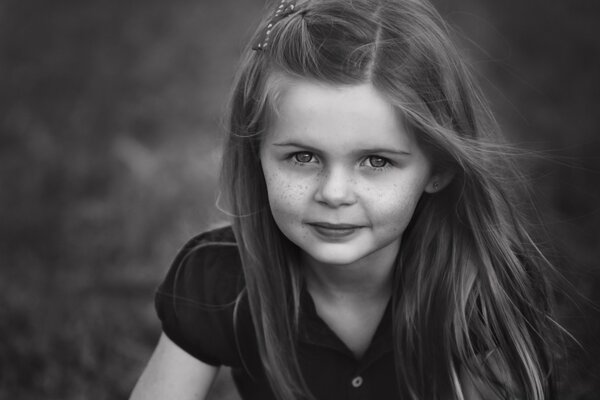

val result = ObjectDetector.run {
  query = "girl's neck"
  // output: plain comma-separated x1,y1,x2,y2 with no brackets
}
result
302,248,397,304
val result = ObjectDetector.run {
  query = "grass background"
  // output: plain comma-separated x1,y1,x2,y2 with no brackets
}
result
0,0,599,398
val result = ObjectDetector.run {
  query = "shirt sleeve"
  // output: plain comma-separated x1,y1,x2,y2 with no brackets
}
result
154,229,244,367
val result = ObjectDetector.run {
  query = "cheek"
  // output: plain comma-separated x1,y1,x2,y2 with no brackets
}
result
365,180,425,230
263,167,309,217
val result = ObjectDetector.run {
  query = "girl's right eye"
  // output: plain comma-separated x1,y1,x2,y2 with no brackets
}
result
293,152,314,163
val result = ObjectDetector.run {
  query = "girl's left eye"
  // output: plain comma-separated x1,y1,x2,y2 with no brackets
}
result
365,155,389,168
293,152,314,163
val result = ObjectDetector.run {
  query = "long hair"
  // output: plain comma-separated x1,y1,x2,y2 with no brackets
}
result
220,0,561,398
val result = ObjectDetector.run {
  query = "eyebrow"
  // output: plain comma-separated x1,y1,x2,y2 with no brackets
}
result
272,141,412,156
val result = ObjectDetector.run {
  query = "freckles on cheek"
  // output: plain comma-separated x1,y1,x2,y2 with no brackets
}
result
265,171,306,214
369,183,421,229
264,172,313,242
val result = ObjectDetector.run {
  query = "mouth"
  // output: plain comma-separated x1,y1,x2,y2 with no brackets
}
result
308,222,362,229
306,222,364,239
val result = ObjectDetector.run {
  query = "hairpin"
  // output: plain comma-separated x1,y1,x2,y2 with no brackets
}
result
252,0,298,51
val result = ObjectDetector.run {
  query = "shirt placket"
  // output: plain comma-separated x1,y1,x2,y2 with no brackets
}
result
347,369,367,399
298,286,396,399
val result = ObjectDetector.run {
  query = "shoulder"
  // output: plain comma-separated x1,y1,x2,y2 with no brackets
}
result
157,225,243,307
154,225,247,367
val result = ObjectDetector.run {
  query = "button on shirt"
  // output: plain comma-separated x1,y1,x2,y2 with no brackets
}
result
351,376,363,388
155,226,398,399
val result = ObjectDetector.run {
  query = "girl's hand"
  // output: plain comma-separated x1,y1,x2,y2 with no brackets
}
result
129,333,219,400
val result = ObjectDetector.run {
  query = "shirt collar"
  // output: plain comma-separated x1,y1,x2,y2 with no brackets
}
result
297,282,394,364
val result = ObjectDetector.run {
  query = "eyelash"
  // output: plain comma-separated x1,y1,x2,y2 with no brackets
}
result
289,152,392,170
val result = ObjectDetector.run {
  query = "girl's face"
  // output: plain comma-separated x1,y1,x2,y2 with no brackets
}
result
260,80,437,270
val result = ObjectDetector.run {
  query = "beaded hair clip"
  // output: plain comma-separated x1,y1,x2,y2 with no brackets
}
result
252,0,298,51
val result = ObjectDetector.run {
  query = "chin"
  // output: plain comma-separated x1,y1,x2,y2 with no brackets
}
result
303,246,367,267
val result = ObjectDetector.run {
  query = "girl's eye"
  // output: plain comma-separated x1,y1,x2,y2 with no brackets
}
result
366,155,389,168
293,152,314,163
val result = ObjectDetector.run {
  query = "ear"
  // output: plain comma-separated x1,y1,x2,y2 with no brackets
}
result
424,170,455,194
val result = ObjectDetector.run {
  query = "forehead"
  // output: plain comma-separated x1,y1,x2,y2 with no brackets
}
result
265,79,417,151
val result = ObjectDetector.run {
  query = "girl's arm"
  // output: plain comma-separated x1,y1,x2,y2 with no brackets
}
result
129,333,219,400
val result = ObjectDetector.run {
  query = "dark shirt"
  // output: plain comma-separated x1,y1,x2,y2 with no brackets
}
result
155,226,398,399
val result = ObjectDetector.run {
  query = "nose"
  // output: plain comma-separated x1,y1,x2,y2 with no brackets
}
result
314,166,357,207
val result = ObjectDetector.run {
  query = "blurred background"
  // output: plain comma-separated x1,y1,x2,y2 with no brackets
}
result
0,0,598,398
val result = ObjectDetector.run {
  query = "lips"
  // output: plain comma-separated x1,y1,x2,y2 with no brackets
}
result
306,222,364,239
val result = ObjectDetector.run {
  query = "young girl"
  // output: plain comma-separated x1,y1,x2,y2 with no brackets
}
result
131,0,561,398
